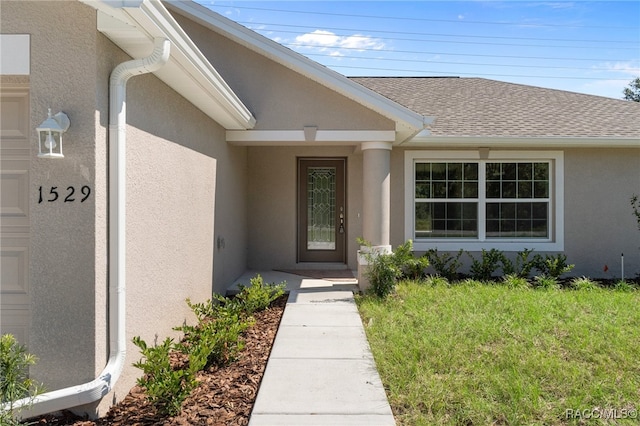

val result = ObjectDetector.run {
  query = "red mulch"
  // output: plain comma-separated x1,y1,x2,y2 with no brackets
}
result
32,296,287,426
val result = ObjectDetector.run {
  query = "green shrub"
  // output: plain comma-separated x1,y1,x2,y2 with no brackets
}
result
176,312,250,369
132,336,195,417
468,249,504,281
500,249,536,278
425,249,464,281
365,250,401,298
235,274,285,314
391,240,430,280
501,274,530,289
0,334,44,425
534,254,574,279
133,273,284,416
569,276,599,291
532,275,559,290
614,280,636,292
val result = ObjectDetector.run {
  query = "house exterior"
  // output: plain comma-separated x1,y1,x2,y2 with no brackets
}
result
0,0,638,419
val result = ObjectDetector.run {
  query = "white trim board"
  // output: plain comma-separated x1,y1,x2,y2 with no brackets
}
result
0,35,30,75
226,130,396,146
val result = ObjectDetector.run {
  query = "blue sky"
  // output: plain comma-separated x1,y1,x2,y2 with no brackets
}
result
194,1,640,99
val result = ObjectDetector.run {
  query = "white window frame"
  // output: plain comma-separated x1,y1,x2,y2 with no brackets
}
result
405,150,564,252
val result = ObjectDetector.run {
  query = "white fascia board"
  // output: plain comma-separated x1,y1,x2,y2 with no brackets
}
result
404,135,640,148
226,130,396,146
84,0,255,130
165,1,425,134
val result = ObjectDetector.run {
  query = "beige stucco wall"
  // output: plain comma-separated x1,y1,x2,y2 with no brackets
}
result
389,146,640,278
2,0,102,396
564,148,640,278
247,146,363,271
92,27,251,417
172,12,395,132
2,0,250,417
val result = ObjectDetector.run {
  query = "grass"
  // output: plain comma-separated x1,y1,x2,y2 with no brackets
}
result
356,279,640,425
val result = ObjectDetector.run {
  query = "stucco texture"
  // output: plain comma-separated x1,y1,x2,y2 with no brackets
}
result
2,0,250,417
563,148,640,278
2,0,101,396
247,146,363,271
172,13,395,132
93,33,249,417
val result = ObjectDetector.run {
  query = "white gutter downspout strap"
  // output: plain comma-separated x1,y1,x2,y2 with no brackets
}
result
12,38,171,419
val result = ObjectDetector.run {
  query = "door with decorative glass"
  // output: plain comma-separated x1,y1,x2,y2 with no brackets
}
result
298,159,346,263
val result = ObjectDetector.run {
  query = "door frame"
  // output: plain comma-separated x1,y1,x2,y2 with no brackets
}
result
297,157,347,263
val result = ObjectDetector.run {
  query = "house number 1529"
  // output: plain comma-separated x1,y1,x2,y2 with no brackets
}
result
38,186,91,203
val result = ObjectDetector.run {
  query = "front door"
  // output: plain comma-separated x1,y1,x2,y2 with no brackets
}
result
298,158,346,263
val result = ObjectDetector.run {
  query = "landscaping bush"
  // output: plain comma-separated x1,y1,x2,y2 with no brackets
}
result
132,337,195,417
0,334,44,425
133,275,285,416
468,248,504,281
235,274,285,314
425,248,464,281
500,248,536,278
363,249,401,298
533,253,574,278
391,240,429,280
359,239,432,297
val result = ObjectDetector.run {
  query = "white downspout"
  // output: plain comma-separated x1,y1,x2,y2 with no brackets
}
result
11,38,171,419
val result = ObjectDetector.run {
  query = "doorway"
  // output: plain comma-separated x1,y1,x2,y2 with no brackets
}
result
297,158,346,263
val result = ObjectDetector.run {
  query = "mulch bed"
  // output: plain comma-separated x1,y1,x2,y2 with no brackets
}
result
32,296,287,426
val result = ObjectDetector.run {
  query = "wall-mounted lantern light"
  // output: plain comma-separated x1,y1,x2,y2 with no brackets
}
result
37,108,70,158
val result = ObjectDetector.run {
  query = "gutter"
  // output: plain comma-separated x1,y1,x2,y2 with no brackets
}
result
401,134,640,148
11,38,171,420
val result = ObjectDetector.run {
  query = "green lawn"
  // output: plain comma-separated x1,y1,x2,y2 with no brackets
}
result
356,279,640,425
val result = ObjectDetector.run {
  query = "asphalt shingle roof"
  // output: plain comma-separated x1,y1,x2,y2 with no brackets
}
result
350,77,640,139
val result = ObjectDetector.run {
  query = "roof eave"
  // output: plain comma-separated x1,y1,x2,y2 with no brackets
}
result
81,0,256,130
403,135,640,148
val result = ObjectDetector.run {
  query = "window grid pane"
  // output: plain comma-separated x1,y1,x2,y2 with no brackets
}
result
485,202,548,238
415,162,478,200
415,202,478,238
486,162,549,200
414,159,552,241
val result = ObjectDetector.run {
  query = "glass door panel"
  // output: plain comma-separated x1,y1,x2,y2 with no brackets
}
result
298,159,346,263
307,167,336,250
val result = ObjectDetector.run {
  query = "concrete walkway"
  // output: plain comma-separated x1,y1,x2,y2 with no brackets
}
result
234,271,395,426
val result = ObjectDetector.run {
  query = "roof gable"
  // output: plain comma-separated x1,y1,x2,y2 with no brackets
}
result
164,0,428,142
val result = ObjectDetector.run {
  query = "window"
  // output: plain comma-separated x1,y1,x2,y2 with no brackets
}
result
405,151,564,251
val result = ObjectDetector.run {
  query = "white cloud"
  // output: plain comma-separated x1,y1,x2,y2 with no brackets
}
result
597,62,640,77
293,30,385,56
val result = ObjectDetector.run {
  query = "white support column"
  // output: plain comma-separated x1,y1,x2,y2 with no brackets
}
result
361,141,392,247
358,141,393,292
